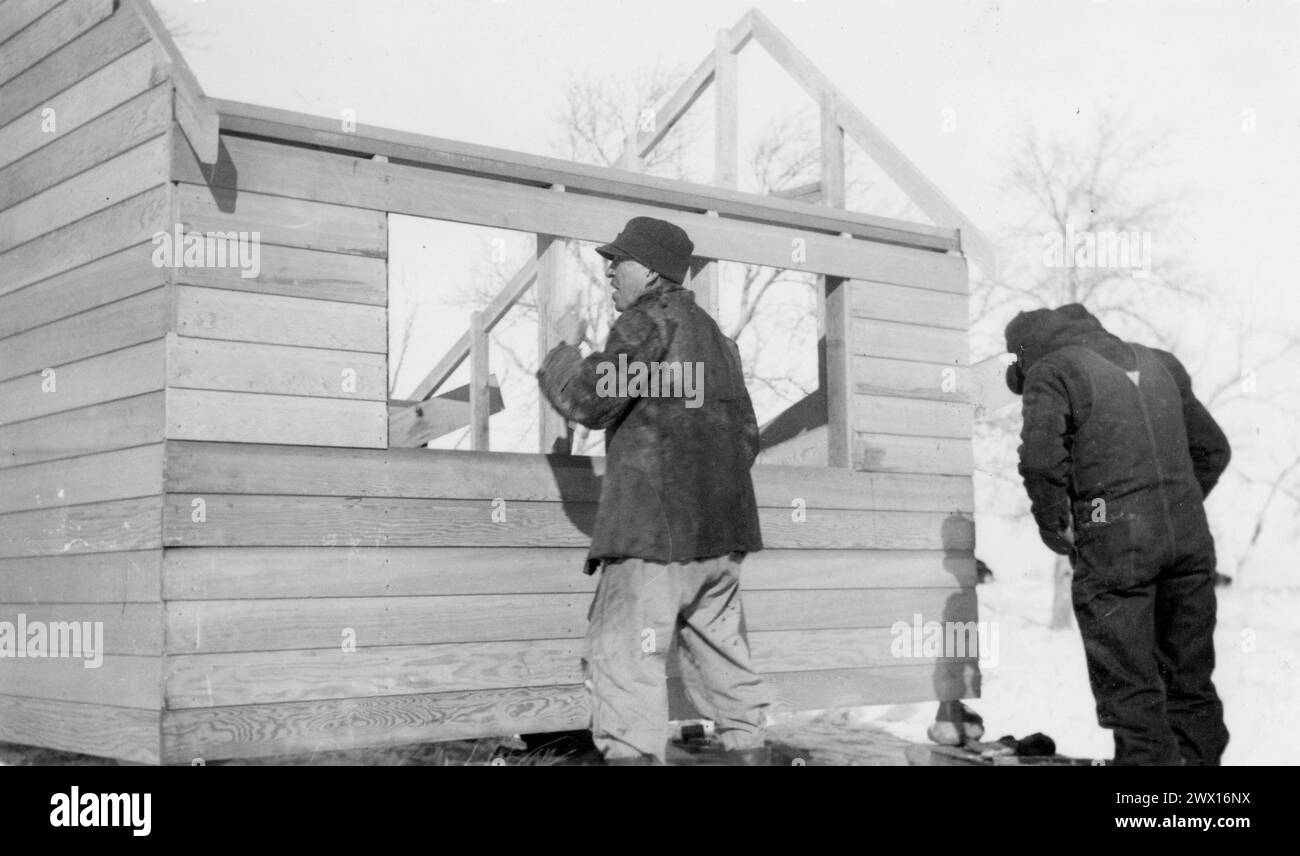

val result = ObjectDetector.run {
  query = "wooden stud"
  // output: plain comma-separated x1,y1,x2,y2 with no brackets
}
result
469,310,489,451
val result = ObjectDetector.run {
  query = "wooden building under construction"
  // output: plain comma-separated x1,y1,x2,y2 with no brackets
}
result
0,1,990,763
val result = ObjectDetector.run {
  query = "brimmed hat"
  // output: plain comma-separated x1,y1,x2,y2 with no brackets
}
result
596,217,694,284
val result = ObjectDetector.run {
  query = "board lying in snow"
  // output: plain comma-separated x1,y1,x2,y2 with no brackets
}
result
906,739,1106,766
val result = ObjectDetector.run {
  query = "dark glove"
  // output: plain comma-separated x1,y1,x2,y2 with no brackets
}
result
1037,526,1074,556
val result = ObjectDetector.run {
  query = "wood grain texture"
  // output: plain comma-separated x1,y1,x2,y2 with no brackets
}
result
0,654,160,708
855,432,974,476
0,602,162,654
160,494,972,551
161,441,975,512
0,133,169,252
0,184,170,298
0,391,163,470
0,549,161,603
0,338,165,426
175,182,387,258
171,243,387,305
852,355,970,403
852,394,974,440
0,443,162,514
0,83,170,212
851,317,968,365
160,546,975,600
0,695,160,764
167,336,387,401
850,277,969,324
173,285,386,352
172,134,962,288
0,41,168,172
164,588,974,654
0,495,163,558
165,389,388,448
0,0,113,88
0,0,62,48
0,287,168,382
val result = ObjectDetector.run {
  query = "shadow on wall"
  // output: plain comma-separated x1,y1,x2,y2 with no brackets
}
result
935,511,980,704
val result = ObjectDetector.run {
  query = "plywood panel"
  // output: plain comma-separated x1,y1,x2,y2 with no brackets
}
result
0,495,163,558
0,184,170,298
0,287,168,382
0,695,159,764
0,549,160,603
0,242,166,340
0,391,163,469
0,654,159,708
164,587,973,654
174,285,386,352
171,243,387,305
160,546,976,600
855,432,974,476
852,394,974,440
167,337,387,401
0,444,162,514
0,603,161,654
0,42,168,171
0,338,165,426
161,441,974,513
852,355,970,403
160,494,971,551
165,389,388,448
0,133,169,251
175,183,387,258
850,278,968,325
0,0,113,87
852,317,968,365
173,134,963,288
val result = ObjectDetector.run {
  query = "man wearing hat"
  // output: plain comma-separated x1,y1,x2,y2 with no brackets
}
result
1005,303,1231,765
537,216,771,765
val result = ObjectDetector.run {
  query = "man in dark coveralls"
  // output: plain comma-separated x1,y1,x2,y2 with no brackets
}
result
1005,303,1232,765
537,217,770,765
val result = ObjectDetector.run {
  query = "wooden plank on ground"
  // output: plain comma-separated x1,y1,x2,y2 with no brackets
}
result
160,494,972,551
0,84,169,213
0,243,165,341
171,243,387,306
0,495,163,558
0,41,168,171
0,133,169,252
0,339,165,426
0,287,168,382
164,587,973,654
172,135,962,288
0,444,162,514
0,654,159,708
851,278,968,326
161,684,591,763
0,391,164,470
851,317,968,365
161,440,975,512
852,355,970,403
855,433,974,476
0,695,160,764
852,394,973,440
0,184,171,298
0,0,114,88
165,389,387,448
0,549,161,603
175,182,387,258
0,603,161,655
167,336,387,401
174,285,386,352
160,546,975,600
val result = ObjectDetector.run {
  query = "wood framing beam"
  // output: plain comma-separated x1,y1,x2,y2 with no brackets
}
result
469,310,489,451
820,92,846,210
714,29,739,189
746,9,994,271
124,0,218,164
621,52,714,166
537,232,573,454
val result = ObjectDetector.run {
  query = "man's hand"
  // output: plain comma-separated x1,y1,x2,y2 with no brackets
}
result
556,308,586,347
1038,518,1075,555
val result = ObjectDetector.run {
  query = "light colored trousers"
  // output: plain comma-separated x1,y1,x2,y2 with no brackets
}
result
583,552,772,762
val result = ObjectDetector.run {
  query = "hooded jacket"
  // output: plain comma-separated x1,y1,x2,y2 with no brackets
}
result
1004,304,1230,588
538,282,763,571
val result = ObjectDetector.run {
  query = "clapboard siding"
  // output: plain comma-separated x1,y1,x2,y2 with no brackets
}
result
0,287,169,382
852,394,973,439
852,355,969,402
161,442,974,512
0,444,163,514
855,432,974,475
0,243,167,341
852,317,967,365
161,547,976,599
0,338,166,426
0,549,161,603
171,243,387,305
0,496,164,558
174,285,386,352
850,278,968,326
0,695,160,764
0,391,164,469
0,1,63,48
0,0,114,88
0,603,162,655
167,337,388,401
165,390,388,448
0,41,168,172
0,654,159,708
173,132,963,289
